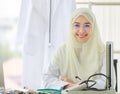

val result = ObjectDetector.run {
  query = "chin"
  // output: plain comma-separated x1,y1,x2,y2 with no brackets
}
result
77,38,88,43
78,40,87,43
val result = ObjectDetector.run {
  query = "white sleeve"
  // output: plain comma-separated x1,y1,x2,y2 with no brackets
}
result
89,54,106,89
42,61,69,90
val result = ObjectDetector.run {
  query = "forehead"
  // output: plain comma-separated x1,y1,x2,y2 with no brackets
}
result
74,15,90,24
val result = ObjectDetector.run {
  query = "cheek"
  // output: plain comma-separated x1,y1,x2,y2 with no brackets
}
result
72,30,76,35
87,31,92,38
89,30,92,35
73,31,78,38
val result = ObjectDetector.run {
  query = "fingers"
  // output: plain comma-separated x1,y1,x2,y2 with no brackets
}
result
61,77,75,84
61,77,68,82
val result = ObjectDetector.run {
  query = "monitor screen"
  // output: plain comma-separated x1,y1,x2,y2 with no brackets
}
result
106,41,115,90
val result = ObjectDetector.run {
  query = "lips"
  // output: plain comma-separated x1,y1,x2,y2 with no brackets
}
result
78,34,88,38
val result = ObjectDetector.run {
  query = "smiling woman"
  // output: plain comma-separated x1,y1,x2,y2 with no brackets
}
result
43,8,106,90
72,15,92,42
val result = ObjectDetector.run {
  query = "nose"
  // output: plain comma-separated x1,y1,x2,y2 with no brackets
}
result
78,27,85,35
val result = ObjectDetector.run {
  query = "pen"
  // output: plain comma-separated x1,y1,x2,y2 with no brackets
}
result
75,76,81,81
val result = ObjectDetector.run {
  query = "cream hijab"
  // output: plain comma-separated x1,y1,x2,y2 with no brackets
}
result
54,8,105,82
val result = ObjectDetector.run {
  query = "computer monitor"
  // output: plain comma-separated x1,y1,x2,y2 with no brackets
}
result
0,62,5,88
106,41,115,90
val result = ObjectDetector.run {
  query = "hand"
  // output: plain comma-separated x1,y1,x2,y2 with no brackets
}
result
61,77,75,84
63,83,77,89
61,77,80,89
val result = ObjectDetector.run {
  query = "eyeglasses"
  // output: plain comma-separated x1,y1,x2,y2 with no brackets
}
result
73,23,91,32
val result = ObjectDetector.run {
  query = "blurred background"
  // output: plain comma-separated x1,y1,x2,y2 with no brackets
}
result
0,0,120,91
0,0,22,89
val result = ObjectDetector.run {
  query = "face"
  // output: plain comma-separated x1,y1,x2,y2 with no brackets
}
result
72,15,92,42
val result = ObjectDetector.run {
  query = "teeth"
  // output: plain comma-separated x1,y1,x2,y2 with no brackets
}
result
80,36,85,38
79,35,84,37
79,34,87,38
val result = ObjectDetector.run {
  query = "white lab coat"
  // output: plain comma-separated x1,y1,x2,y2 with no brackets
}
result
42,0,76,78
17,0,75,89
43,52,106,90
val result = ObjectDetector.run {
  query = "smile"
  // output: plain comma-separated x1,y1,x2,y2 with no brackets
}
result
78,34,88,38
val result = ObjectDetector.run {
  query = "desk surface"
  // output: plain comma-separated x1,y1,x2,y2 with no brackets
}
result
62,90,119,94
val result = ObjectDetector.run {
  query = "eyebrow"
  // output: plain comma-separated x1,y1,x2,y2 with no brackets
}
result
74,22,80,24
74,22,91,24
84,22,91,24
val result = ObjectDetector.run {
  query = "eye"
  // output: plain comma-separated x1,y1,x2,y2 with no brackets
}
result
84,24,91,31
74,24,80,29
75,24,80,27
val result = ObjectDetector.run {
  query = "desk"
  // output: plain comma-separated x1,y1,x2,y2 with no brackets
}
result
62,90,119,94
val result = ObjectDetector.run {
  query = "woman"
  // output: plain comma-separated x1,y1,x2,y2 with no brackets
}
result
42,8,106,90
